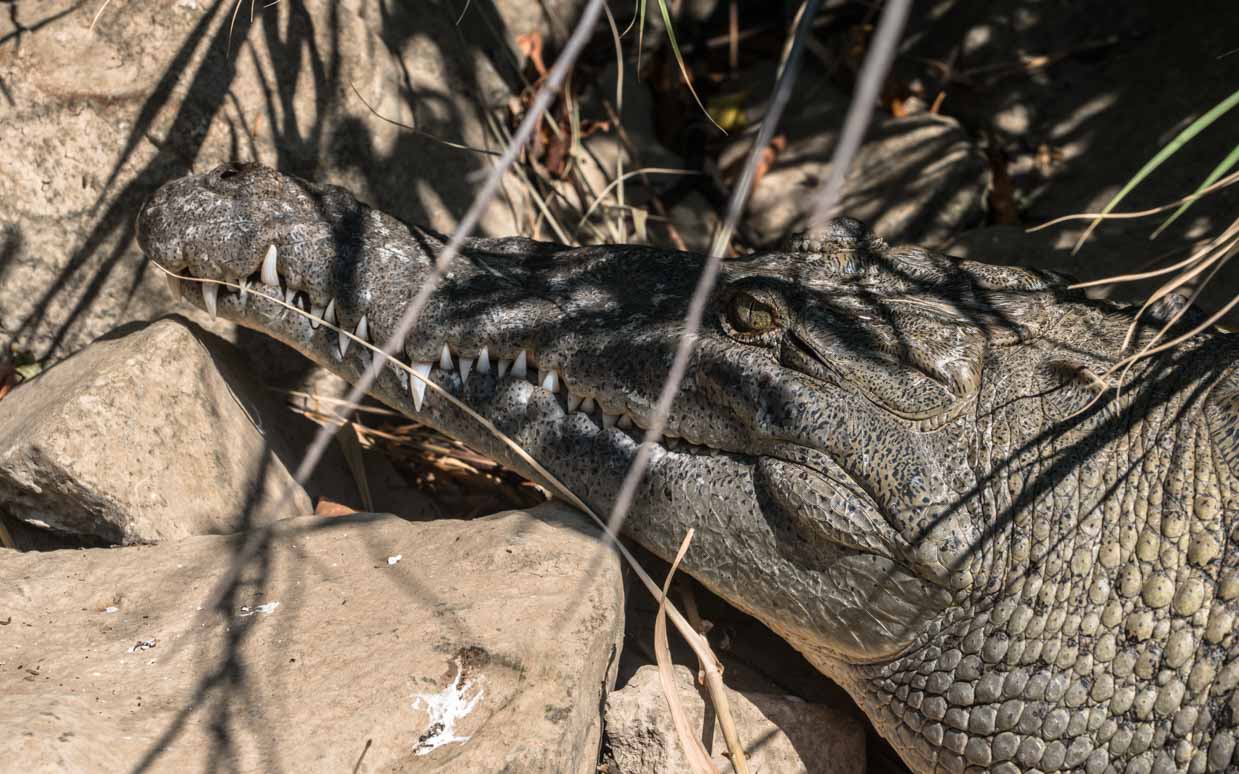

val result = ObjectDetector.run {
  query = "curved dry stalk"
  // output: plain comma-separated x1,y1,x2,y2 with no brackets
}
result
88,0,113,32
1028,169,1239,232
655,529,724,774
349,82,500,156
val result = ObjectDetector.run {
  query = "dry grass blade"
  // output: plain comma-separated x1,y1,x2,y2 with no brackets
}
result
334,422,374,512
1027,168,1239,232
654,529,723,774
349,83,501,156
88,0,114,32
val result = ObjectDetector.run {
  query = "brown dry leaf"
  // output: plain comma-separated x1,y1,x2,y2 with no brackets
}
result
0,360,16,403
516,32,548,79
752,134,787,190
314,498,358,518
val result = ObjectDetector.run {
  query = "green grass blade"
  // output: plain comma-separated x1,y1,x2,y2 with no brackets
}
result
1073,86,1239,252
637,0,647,73
1152,141,1239,237
655,0,726,134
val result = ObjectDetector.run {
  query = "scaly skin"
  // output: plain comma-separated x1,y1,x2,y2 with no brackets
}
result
137,163,1239,773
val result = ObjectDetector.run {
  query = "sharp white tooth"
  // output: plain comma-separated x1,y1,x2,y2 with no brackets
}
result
260,244,280,286
567,393,582,412
540,369,559,392
310,302,325,329
165,272,180,296
409,362,433,411
476,347,491,374
354,316,370,367
338,317,358,358
284,287,296,308
511,351,527,379
202,282,218,319
602,412,618,429
324,299,337,327
497,358,512,378
439,343,453,371
239,278,250,309
579,397,596,414
617,413,633,430
458,357,474,384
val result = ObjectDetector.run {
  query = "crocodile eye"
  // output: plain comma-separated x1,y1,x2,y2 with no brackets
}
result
726,291,778,334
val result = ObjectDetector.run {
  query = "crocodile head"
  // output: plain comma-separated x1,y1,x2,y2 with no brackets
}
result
138,163,1239,773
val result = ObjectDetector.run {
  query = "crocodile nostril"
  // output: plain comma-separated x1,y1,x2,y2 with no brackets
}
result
218,165,241,180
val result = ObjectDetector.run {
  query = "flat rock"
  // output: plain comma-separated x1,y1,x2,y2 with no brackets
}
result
0,0,543,366
0,316,312,544
604,664,866,774
0,502,625,773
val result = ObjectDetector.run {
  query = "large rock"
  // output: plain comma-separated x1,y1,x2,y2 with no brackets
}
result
0,316,312,544
604,664,866,774
0,502,625,772
0,0,544,366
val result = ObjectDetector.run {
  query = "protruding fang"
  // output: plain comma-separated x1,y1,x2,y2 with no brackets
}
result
410,362,433,411
338,319,356,358
324,299,337,327
477,347,491,374
567,394,582,412
512,351,528,379
439,343,453,371
497,359,512,379
602,412,619,429
540,369,559,392
310,302,325,329
617,413,633,430
239,279,250,309
284,286,297,308
261,244,280,286
579,397,596,414
355,315,368,343
202,282,218,319
165,272,179,297
459,357,474,384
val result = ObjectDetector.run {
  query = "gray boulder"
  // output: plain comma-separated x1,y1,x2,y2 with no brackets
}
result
0,502,624,772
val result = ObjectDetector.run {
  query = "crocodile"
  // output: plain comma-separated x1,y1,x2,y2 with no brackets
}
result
136,162,1239,774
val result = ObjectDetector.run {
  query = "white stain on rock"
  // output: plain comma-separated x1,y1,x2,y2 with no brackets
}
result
411,657,485,755
238,602,280,617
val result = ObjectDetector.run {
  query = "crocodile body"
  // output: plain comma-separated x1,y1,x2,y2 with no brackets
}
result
137,163,1239,774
